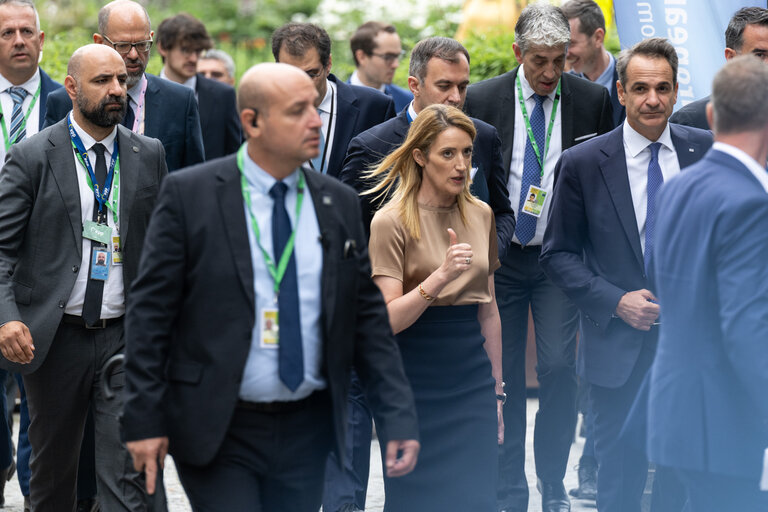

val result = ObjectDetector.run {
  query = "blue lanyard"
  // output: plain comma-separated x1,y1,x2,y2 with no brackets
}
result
67,113,119,213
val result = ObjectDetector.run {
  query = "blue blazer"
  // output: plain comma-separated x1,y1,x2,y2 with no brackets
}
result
539,123,712,387
44,74,205,171
339,109,516,257
609,66,626,128
384,83,413,112
326,75,395,178
38,69,61,128
195,73,242,160
648,148,768,480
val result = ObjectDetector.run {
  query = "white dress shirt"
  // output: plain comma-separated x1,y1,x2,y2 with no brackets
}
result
623,120,681,256
313,79,337,174
0,69,41,164
350,70,386,92
509,65,563,246
64,114,125,318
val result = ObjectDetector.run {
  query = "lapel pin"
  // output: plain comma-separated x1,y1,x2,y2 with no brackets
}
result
132,146,139,152
689,148,694,152
322,195,332,205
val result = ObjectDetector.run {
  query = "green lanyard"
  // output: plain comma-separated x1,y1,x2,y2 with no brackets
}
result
1,81,41,151
516,74,561,175
236,144,305,299
72,146,121,226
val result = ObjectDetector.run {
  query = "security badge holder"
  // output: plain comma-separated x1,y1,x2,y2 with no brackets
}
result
83,218,122,282
521,185,548,218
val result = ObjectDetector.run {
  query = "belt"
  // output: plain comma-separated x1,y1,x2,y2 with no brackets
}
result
61,314,124,330
511,242,542,253
237,390,327,414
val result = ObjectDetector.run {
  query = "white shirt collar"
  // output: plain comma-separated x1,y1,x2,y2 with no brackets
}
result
712,141,768,194
518,64,559,102
127,74,147,105
241,148,301,195
623,119,674,158
407,100,418,121
160,68,196,90
349,70,386,92
317,79,334,114
0,68,40,96
69,112,118,153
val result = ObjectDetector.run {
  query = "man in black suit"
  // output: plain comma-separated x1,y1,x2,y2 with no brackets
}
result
670,6,768,130
122,62,420,511
271,22,395,178
45,0,206,171
0,44,167,512
464,4,613,511
334,36,515,512
156,13,242,160
540,37,712,512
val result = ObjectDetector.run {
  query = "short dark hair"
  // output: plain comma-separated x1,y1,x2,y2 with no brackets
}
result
560,0,606,36
271,22,332,69
408,37,469,83
156,13,212,57
725,7,768,51
350,21,397,66
616,37,678,87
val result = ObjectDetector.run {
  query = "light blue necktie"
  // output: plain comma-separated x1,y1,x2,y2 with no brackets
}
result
311,109,325,173
515,93,547,246
645,142,663,271
8,86,29,144
269,181,304,391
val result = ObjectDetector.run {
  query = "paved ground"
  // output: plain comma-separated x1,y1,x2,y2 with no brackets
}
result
0,398,597,511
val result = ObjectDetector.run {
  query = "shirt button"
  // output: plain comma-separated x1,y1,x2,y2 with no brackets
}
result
72,265,79,273
58,301,65,308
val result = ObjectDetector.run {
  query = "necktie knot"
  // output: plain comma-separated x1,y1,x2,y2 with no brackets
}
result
534,94,547,107
8,86,28,105
648,142,662,160
92,143,106,158
269,181,288,202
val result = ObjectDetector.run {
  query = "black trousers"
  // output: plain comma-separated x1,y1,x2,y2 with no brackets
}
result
495,244,579,510
176,391,334,512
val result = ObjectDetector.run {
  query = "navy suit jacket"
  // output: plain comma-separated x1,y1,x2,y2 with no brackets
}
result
325,74,395,178
647,148,768,480
45,74,205,171
668,95,710,130
37,69,61,128
539,123,712,388
195,73,242,159
121,156,418,466
383,83,413,112
339,109,516,256
609,66,626,128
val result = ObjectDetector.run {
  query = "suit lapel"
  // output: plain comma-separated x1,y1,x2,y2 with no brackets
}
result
116,126,138,248
670,124,704,170
598,127,644,269
217,159,255,310
500,69,518,175
142,75,160,139
46,121,82,255
328,76,358,177
560,75,575,150
302,169,337,331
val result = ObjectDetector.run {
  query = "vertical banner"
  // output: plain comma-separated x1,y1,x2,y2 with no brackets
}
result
613,0,762,107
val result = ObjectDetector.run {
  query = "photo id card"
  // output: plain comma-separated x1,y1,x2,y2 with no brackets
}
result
111,235,123,265
90,248,110,281
522,185,548,218
83,220,112,245
260,308,279,349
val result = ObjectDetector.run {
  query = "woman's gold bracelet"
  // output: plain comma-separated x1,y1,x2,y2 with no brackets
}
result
418,282,435,301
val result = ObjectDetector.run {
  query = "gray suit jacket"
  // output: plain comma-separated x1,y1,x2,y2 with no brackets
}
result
0,119,168,374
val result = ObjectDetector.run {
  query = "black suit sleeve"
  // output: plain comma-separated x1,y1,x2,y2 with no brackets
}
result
484,127,515,259
339,134,390,238
43,88,71,128
182,90,206,166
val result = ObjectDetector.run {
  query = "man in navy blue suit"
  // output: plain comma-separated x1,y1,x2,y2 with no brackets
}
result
334,36,515,512
648,55,768,512
348,21,413,112
45,0,205,172
156,13,242,160
540,38,712,512
272,22,395,179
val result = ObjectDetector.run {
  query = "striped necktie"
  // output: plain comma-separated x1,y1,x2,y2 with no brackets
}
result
8,86,29,144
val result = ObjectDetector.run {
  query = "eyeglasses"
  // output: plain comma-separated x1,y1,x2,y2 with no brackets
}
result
102,34,153,55
371,50,406,63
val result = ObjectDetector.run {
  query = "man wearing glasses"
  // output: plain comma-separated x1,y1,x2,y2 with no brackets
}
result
45,0,205,172
348,21,412,112
271,22,395,178
156,13,241,160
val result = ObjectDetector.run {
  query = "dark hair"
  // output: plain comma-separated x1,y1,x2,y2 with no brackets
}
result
408,37,469,82
616,37,678,87
725,7,768,51
350,21,397,66
711,55,768,134
560,0,605,36
156,13,212,62
271,22,332,69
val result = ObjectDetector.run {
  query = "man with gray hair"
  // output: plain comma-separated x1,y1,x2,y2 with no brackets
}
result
541,37,712,511
647,54,768,512
198,49,236,85
465,4,613,511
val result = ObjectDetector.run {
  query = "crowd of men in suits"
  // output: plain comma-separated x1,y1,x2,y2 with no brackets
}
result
0,0,765,510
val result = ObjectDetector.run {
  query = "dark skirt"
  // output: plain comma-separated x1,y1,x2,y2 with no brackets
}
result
383,304,497,512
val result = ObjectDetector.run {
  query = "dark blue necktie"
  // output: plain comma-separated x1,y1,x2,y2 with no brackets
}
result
515,93,547,246
645,142,663,271
269,181,304,391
